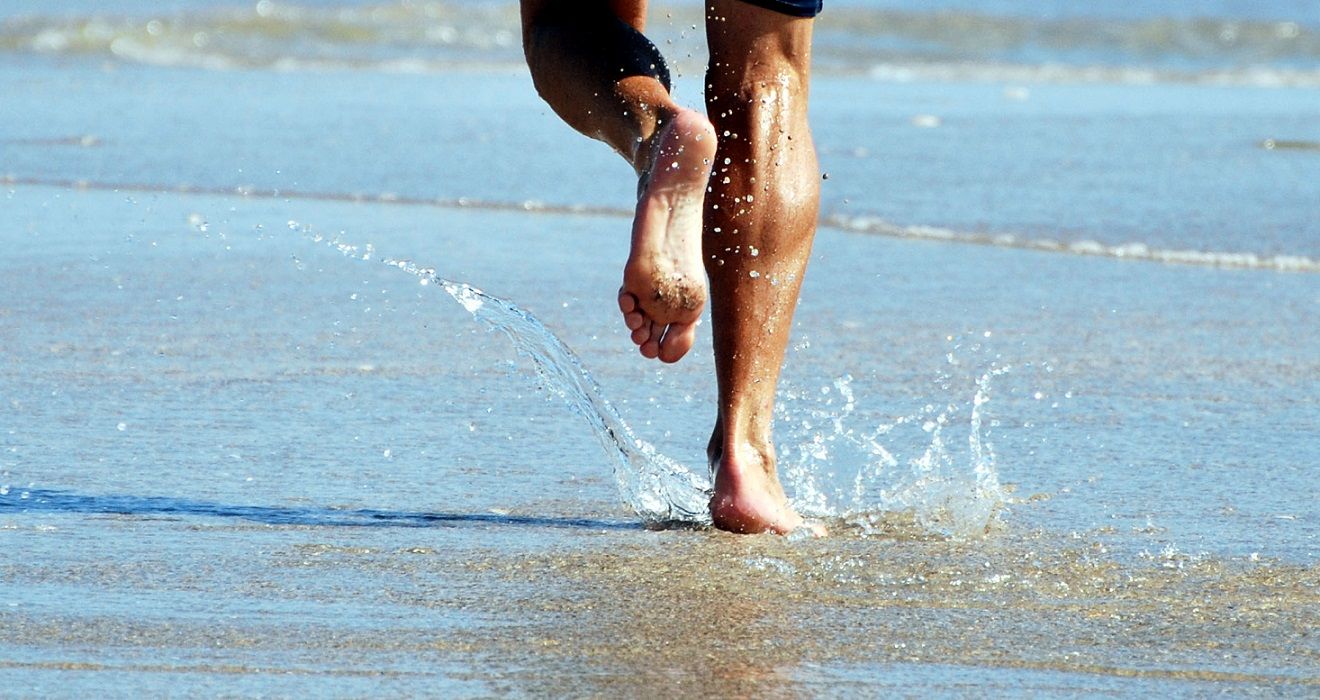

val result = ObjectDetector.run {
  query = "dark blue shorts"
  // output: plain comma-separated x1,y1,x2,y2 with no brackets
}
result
737,0,822,18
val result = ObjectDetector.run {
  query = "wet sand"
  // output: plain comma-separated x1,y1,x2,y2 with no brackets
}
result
3,183,1318,695
3,512,1317,696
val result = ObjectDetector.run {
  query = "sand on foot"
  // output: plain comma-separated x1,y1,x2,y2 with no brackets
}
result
619,108,717,364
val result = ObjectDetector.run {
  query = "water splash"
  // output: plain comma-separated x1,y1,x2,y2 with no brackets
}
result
298,226,1009,534
776,346,1010,537
423,270,1010,536
304,235,712,524
427,274,712,524
283,222,707,522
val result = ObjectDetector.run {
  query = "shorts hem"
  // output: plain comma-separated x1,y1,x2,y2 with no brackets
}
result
734,0,822,18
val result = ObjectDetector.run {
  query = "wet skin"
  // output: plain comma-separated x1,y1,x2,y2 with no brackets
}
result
520,0,822,535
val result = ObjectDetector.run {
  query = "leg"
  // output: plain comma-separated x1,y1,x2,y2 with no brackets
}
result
521,0,716,363
703,0,822,534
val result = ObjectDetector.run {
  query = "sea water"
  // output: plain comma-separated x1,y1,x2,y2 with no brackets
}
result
2,0,1318,695
288,225,1011,535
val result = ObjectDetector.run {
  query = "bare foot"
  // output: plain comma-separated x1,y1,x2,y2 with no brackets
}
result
708,441,826,536
618,108,717,364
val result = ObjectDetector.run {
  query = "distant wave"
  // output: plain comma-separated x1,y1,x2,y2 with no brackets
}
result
863,62,1320,88
0,175,631,216
3,2,1319,86
823,213,1320,273
8,175,1316,273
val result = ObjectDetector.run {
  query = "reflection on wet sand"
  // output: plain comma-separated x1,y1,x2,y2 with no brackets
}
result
1,516,1316,695
459,524,1319,695
480,536,812,697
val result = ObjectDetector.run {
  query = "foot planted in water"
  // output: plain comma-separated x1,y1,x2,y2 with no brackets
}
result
708,441,827,537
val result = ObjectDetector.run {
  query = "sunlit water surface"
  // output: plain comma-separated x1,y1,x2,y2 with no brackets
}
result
2,0,1318,695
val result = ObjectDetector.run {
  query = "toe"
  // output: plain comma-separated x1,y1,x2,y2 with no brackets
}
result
630,322,651,346
640,322,662,358
624,310,645,331
657,321,697,363
617,290,637,314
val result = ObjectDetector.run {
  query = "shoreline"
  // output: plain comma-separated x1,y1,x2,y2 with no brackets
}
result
8,177,1318,274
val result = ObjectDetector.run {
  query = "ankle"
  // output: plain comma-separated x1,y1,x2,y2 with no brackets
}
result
714,439,775,485
628,105,677,176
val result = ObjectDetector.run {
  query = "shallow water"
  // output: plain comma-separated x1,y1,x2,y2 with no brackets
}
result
3,61,1318,265
2,0,1319,695
4,181,1317,694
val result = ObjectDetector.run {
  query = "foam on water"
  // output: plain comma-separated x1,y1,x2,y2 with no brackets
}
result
297,224,1009,535
824,213,1320,273
3,1,1319,86
11,177,1316,274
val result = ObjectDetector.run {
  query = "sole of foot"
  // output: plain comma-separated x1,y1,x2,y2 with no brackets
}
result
619,107,717,364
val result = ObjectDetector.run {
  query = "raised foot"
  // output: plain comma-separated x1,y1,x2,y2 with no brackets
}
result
708,444,827,537
619,107,717,364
